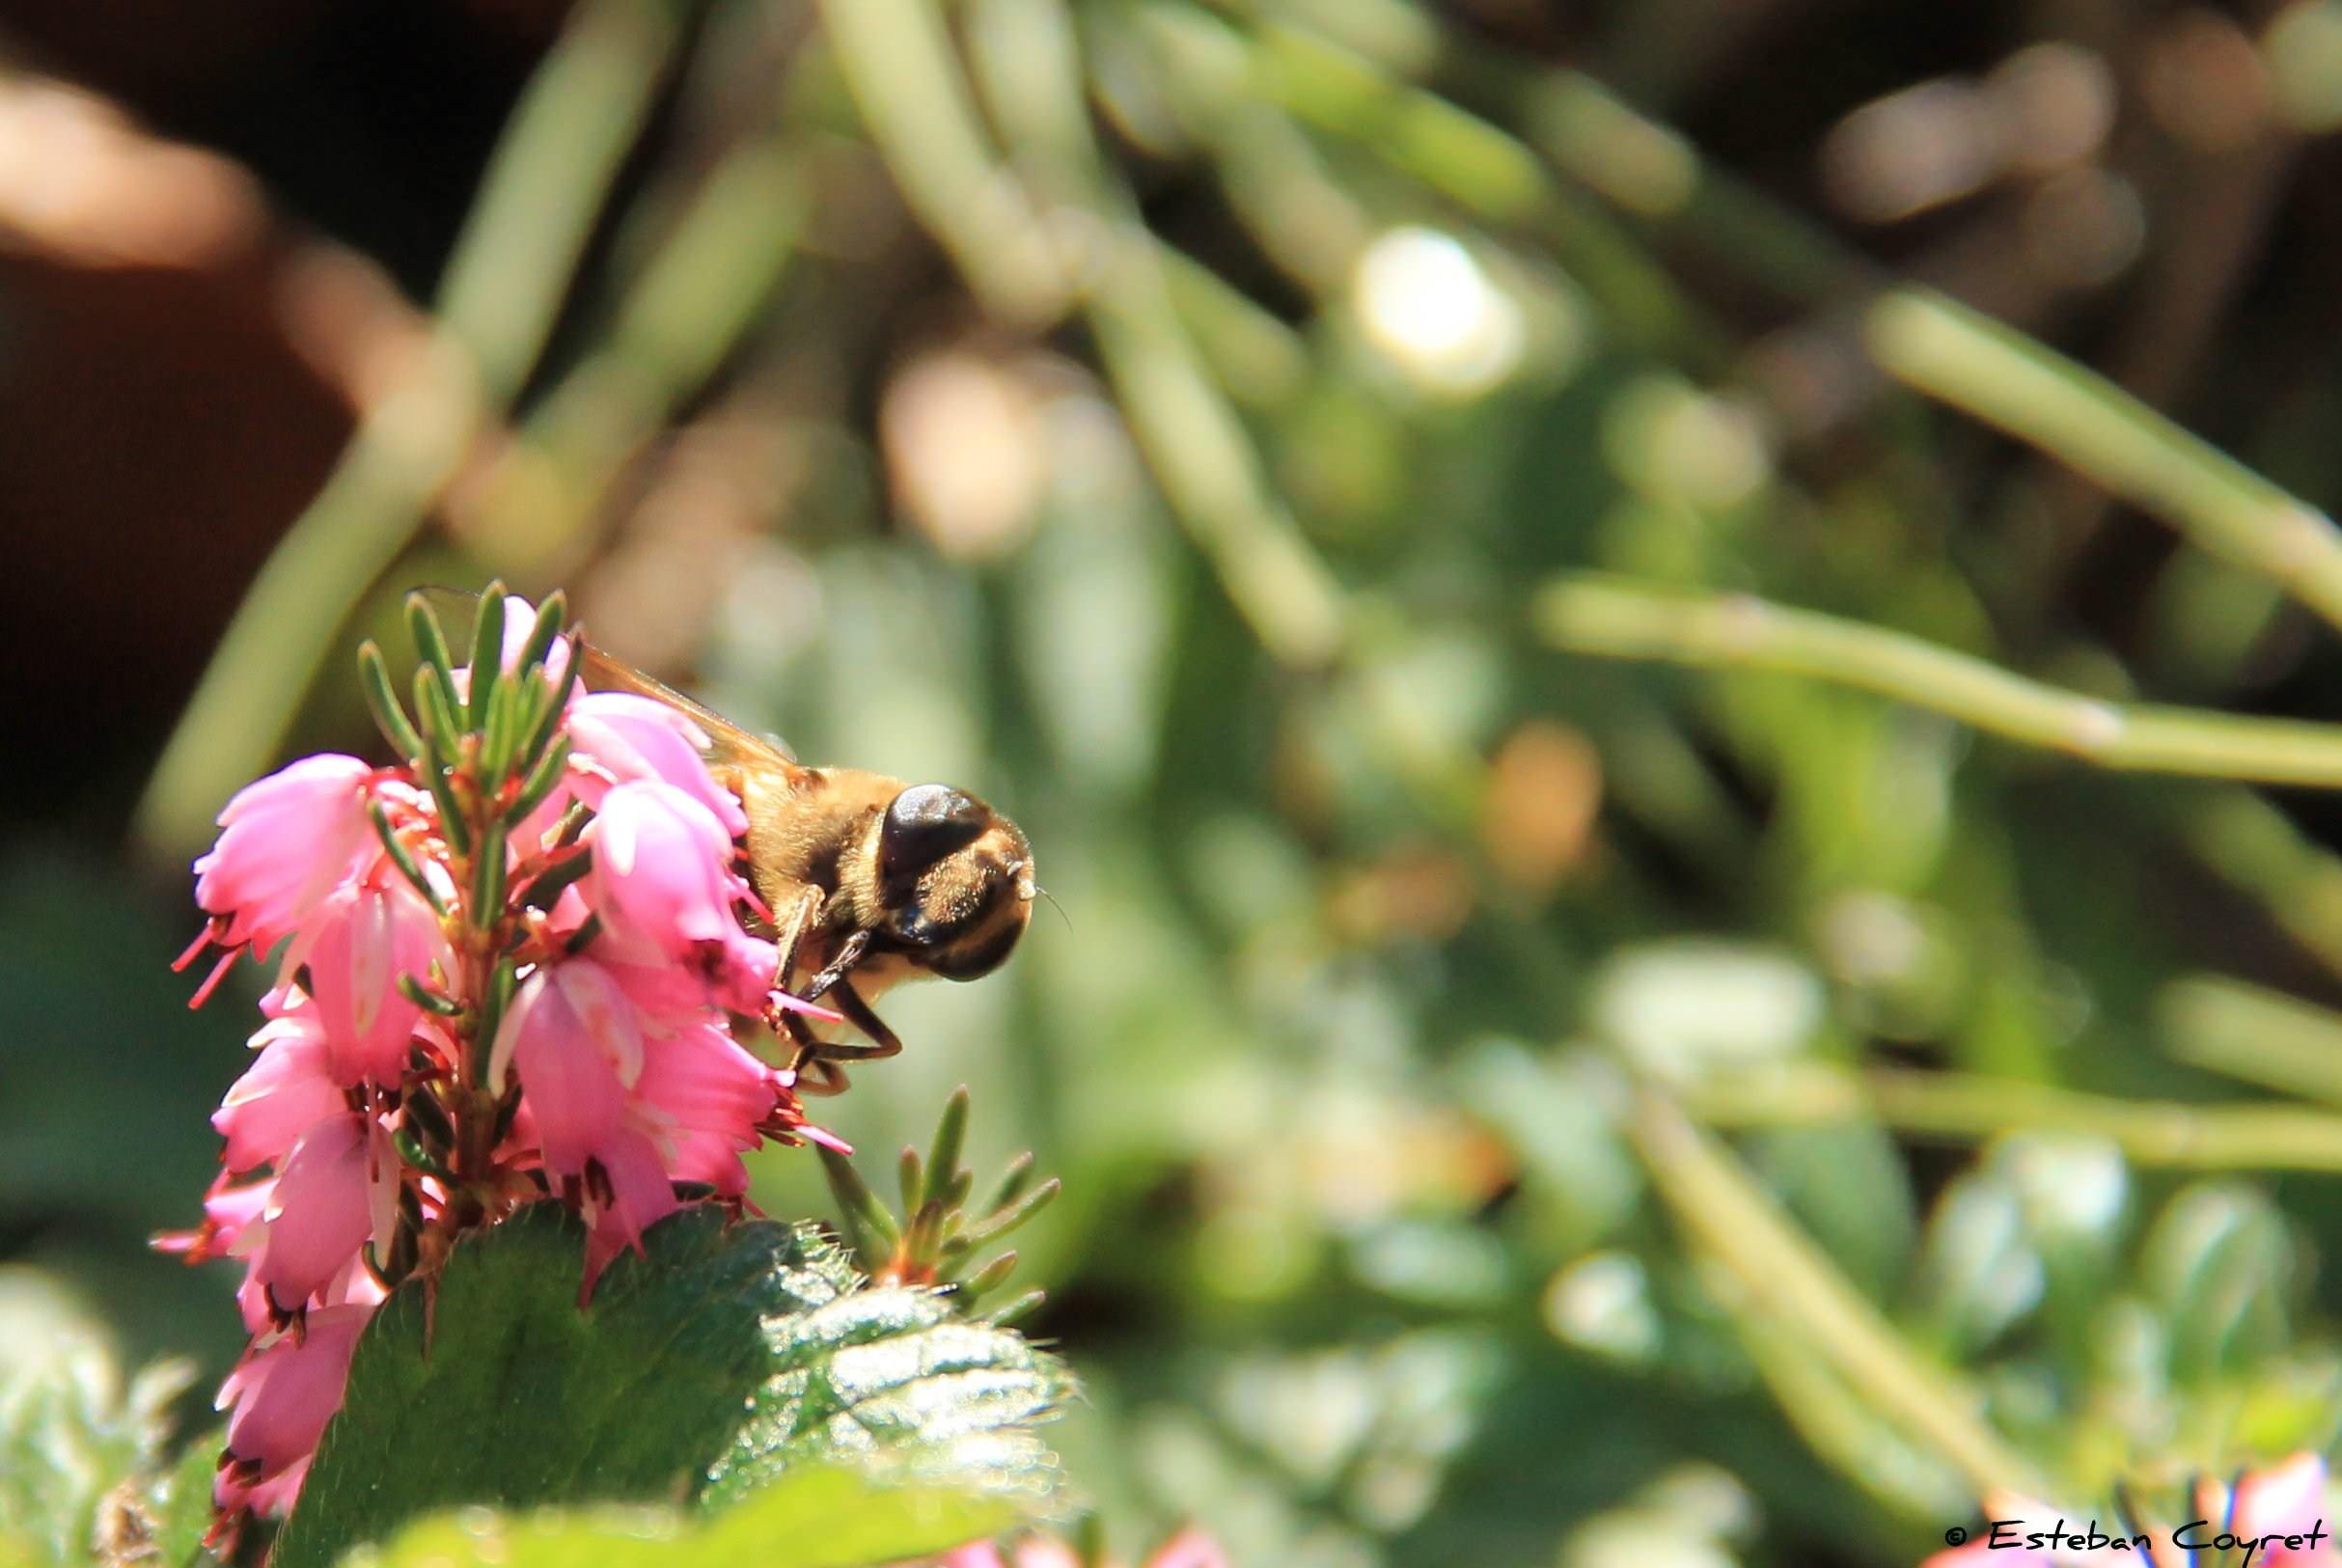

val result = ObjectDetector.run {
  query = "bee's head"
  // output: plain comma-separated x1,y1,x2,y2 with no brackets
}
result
873,784,1033,980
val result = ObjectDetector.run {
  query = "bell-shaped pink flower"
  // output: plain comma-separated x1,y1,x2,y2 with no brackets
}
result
300,878,449,1087
565,692,749,838
190,755,382,964
584,781,779,1013
580,1126,682,1283
490,956,643,1174
629,1019,782,1197
252,1113,377,1315
213,1012,346,1174
216,1300,372,1493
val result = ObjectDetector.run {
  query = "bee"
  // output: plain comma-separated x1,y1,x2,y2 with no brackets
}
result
430,591,1036,1092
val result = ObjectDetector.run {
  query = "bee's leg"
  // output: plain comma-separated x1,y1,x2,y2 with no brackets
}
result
785,979,905,1095
770,886,827,990
816,979,903,1061
801,930,871,1004
777,1008,850,1095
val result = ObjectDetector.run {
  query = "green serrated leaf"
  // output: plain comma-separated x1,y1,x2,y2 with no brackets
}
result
276,1206,857,1568
276,1205,1068,1568
703,1283,1072,1514
351,1464,1014,1568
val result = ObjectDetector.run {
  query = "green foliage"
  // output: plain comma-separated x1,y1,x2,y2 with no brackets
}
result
274,1204,1068,1568
36,0,2342,1563
0,1272,209,1568
347,1467,1023,1568
818,1087,1061,1317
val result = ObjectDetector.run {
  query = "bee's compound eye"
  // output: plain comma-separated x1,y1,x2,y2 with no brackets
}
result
880,784,989,882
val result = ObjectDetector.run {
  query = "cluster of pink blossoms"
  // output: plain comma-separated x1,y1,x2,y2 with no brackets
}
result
161,595,837,1529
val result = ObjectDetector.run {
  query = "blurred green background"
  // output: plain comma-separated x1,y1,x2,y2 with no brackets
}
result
17,0,2342,1562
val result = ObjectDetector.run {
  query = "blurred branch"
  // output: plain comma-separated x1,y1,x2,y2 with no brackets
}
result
1868,289,2342,637
1538,575,2342,788
1250,0,1872,307
1217,7,1720,362
813,0,1069,326
136,0,692,860
2159,976,2342,1109
1631,1091,2042,1500
455,142,807,572
2168,788,2342,978
943,0,1349,669
1681,1061,2342,1173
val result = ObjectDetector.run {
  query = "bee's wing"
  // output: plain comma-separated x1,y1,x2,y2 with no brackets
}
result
409,584,803,777
572,645,803,774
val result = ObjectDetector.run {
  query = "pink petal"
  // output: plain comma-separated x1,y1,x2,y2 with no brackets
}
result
499,961,640,1174
255,1114,374,1313
193,755,381,957
218,1301,372,1482
565,693,749,838
1142,1529,1231,1568
304,881,449,1087
213,1015,345,1173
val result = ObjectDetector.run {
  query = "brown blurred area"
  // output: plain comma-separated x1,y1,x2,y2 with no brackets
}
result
0,0,561,824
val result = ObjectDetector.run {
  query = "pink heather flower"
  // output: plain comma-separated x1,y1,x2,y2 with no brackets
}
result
627,1020,781,1197
178,590,859,1534
940,1528,1228,1568
216,1301,372,1499
495,959,787,1262
184,755,385,998
250,1113,381,1316
586,781,779,1013
491,956,644,1169
213,1013,345,1174
300,878,451,1087
565,692,750,838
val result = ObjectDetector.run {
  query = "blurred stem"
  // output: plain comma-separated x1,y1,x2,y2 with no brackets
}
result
814,0,1068,326
1869,289,2342,636
1682,1061,2342,1172
2167,786,2342,977
135,0,689,860
1632,1091,2042,1500
1538,575,2342,788
956,0,1349,669
1732,1294,1972,1520
1210,6,1718,361
2159,976,2342,1108
459,142,807,572
1253,0,1868,307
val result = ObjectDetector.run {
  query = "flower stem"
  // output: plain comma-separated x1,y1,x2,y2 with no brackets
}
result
1536,574,2342,787
1868,288,2342,635
1629,1091,2042,1500
1678,1061,2342,1172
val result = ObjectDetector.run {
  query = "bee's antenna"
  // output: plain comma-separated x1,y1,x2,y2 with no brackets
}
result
1035,887,1072,936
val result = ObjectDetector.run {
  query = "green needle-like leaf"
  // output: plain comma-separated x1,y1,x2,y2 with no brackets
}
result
821,1145,903,1253
467,585,509,732
897,1146,926,1217
405,593,463,730
925,1087,971,1197
513,591,569,680
358,641,427,763
509,734,574,828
